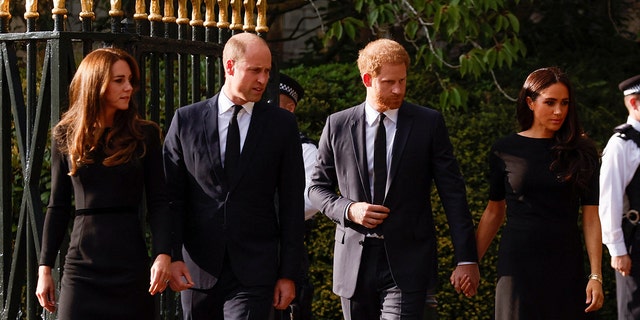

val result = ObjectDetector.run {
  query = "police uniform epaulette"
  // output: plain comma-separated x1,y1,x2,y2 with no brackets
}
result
615,123,640,148
299,132,317,147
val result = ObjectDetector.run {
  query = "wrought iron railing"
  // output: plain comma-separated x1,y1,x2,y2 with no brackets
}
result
0,0,269,319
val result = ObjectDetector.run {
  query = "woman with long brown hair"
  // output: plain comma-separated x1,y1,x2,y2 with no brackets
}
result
35,47,173,319
475,67,604,318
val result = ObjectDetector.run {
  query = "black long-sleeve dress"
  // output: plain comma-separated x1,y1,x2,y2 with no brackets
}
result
489,133,598,319
39,124,172,320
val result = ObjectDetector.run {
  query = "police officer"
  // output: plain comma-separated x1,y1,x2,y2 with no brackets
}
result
600,74,640,319
275,73,318,320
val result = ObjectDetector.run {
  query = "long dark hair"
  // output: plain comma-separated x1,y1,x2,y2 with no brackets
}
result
516,67,598,191
54,47,154,175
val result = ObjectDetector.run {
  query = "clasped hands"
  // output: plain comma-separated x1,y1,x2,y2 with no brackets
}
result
450,264,480,298
348,202,480,298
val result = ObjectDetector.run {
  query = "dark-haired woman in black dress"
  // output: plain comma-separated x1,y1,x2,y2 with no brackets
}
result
475,67,604,319
35,47,174,319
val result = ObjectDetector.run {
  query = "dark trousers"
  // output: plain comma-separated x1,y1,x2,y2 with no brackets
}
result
181,255,272,320
617,229,640,320
341,238,427,320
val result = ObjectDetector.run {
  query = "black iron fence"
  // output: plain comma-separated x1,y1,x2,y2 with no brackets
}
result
0,0,270,319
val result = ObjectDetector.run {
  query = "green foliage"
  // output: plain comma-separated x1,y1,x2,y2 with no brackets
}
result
317,0,526,112
306,216,343,319
278,63,364,141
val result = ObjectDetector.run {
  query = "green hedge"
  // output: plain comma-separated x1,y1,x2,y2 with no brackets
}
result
284,63,620,319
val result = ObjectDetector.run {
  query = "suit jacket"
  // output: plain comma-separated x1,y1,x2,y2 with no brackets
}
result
163,93,305,289
308,102,478,298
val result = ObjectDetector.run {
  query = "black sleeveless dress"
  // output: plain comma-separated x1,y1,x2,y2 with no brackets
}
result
39,125,172,320
488,134,599,320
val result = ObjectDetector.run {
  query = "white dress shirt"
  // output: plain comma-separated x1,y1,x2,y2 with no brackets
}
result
600,116,640,256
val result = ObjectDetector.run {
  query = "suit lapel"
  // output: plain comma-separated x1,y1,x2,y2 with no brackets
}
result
388,102,412,189
204,96,227,188
350,104,372,203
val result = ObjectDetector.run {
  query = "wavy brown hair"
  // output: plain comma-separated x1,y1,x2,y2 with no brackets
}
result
516,67,599,191
53,47,154,175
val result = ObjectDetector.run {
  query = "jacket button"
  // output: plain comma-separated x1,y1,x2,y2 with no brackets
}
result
358,240,364,246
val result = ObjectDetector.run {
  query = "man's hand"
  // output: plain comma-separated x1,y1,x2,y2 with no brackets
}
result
347,202,390,228
612,254,632,277
168,261,194,292
449,264,480,297
273,278,296,310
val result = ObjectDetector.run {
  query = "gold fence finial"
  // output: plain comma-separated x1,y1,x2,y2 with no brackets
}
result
133,0,148,20
52,0,68,16
109,0,123,17
256,0,268,33
217,0,229,29
242,0,255,32
24,0,39,19
0,0,11,19
204,0,217,28
148,0,162,22
229,0,242,31
163,0,176,23
177,0,189,24
190,0,203,26
79,0,94,20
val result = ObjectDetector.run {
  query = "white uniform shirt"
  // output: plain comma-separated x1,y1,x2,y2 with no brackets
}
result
600,116,640,257
302,142,319,220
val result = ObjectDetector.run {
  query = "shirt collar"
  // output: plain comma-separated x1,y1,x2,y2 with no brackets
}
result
365,102,398,126
219,91,255,115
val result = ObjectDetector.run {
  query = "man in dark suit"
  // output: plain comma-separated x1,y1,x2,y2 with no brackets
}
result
164,32,305,320
308,38,479,320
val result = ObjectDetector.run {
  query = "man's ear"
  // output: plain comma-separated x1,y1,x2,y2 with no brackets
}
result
225,59,235,75
631,96,640,110
362,73,372,87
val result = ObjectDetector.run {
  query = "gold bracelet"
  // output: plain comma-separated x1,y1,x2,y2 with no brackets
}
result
588,273,603,284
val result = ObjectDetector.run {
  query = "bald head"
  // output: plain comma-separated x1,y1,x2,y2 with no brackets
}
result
223,32,270,63
222,32,272,105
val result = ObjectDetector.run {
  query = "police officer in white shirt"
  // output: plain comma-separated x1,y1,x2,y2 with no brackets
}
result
273,73,317,320
600,74,640,319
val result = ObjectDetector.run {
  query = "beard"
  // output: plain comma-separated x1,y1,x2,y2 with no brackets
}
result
375,93,403,111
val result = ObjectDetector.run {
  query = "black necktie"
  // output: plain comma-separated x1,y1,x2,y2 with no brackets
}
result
225,105,242,180
373,113,387,205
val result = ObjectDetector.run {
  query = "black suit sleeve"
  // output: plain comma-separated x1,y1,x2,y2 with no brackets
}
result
163,110,187,261
430,113,478,264
143,124,173,257
275,112,306,280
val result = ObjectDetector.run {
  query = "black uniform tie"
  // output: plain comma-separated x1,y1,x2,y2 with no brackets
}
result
225,105,242,180
373,113,387,205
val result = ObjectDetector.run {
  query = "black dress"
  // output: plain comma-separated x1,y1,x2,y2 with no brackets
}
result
488,133,598,320
39,124,172,320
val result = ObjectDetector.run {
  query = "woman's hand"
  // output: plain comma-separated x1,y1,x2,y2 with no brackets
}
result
149,254,172,295
585,278,604,313
35,266,57,313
